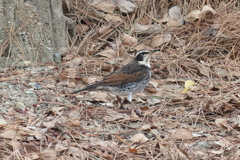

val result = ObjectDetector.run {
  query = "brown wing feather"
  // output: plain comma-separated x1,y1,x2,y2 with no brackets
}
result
97,63,150,86
99,72,141,86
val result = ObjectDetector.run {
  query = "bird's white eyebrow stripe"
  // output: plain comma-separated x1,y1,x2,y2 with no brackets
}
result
135,50,149,57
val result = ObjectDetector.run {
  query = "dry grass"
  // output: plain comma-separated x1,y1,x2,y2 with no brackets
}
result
1,0,240,159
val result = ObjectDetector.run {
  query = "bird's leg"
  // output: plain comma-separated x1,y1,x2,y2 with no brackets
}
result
116,95,124,109
127,93,142,117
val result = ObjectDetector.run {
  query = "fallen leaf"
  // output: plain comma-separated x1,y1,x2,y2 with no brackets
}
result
24,61,32,66
96,48,116,59
75,24,90,34
134,44,152,51
43,120,57,128
184,10,201,22
182,80,195,93
34,128,47,140
145,86,157,93
171,39,185,47
131,133,148,143
0,115,7,125
68,82,76,88
170,128,193,140
82,76,101,85
152,116,164,129
39,149,57,160
94,2,116,14
197,64,211,77
22,142,39,153
210,149,224,155
104,14,123,23
213,67,229,78
129,148,137,153
99,25,112,35
151,34,172,47
122,33,138,47
134,23,161,34
68,146,88,159
55,141,68,152
215,118,228,129
167,6,184,26
115,0,136,13
103,111,130,121
159,13,170,23
0,129,22,139
134,23,151,32
140,124,151,130
52,107,65,112
214,138,230,147
200,5,216,17
164,120,178,129
149,80,159,88
7,140,21,149
147,98,161,105
138,16,151,25
167,19,180,27
91,92,109,103
184,5,216,22
58,77,70,86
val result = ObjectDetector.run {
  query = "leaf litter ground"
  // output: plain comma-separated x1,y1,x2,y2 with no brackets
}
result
1,1,240,159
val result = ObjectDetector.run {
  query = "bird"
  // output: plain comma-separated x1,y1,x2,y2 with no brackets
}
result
71,49,159,104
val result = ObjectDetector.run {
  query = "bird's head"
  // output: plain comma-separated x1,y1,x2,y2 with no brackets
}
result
134,49,159,68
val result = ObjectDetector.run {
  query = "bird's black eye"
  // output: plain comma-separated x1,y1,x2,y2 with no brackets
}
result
141,52,149,55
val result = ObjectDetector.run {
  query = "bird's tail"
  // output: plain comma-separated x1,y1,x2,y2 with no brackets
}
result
71,84,98,94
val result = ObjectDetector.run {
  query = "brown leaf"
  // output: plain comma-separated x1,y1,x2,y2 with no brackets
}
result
171,39,185,47
131,133,148,143
94,2,116,13
122,33,138,47
115,0,136,13
103,111,130,121
82,76,101,85
68,146,88,159
0,129,22,139
39,149,57,160
138,16,151,25
104,14,123,23
91,92,109,103
129,148,137,153
184,10,201,22
99,25,112,35
152,116,164,129
134,44,152,51
75,24,90,34
200,5,216,18
96,48,116,59
58,77,70,86
167,6,184,26
151,34,172,47
22,142,39,153
134,23,151,32
215,118,228,129
145,86,157,93
170,128,193,140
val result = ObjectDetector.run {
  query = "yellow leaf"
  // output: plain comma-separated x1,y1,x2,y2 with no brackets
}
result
182,80,195,93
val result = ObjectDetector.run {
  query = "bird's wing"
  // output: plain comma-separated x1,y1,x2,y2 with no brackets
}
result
98,64,150,86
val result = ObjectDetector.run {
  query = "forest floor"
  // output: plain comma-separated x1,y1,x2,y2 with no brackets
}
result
1,1,240,159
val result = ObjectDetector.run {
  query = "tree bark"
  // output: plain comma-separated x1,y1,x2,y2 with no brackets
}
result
0,0,68,67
